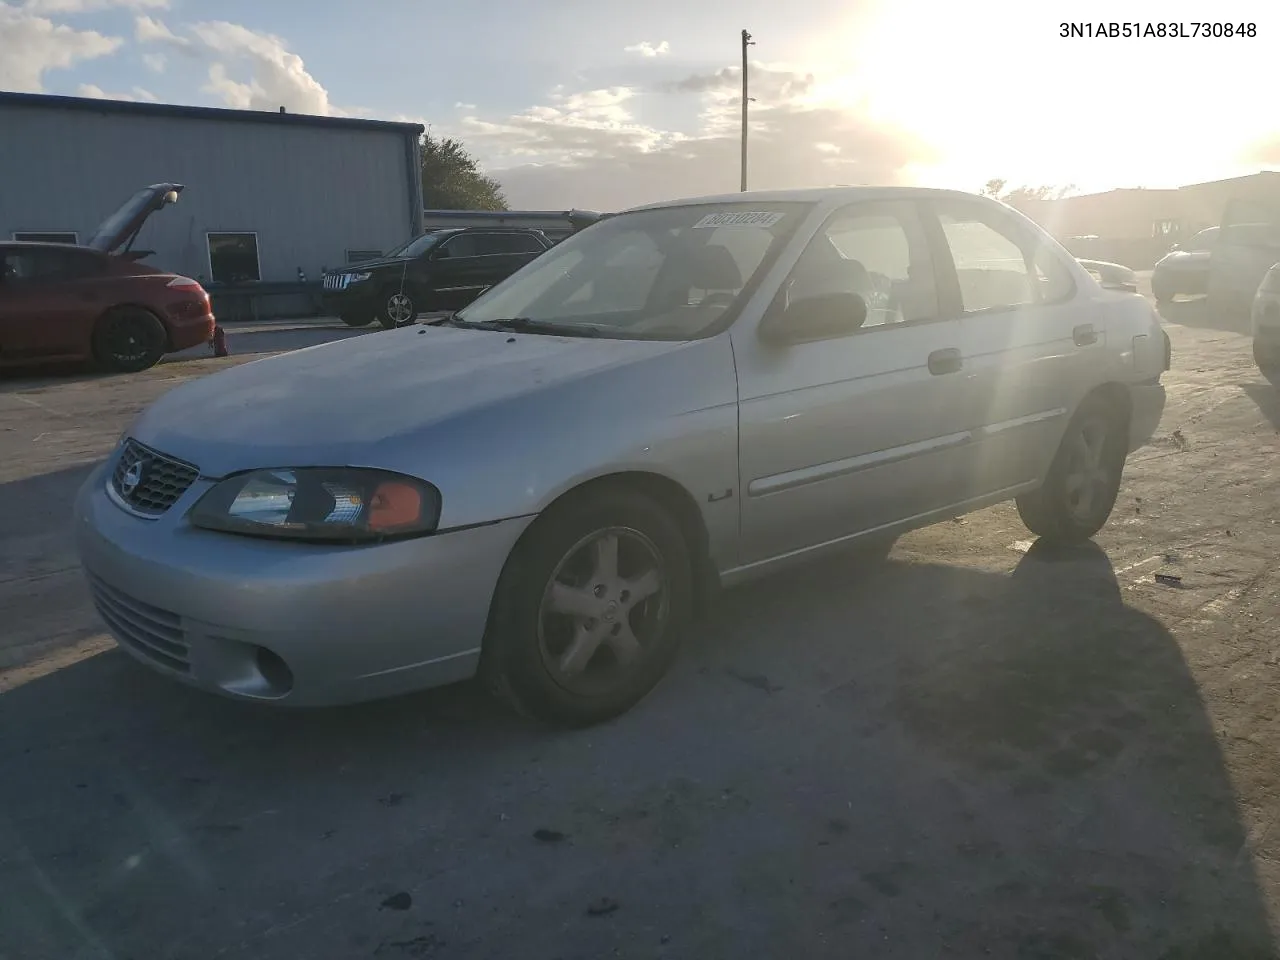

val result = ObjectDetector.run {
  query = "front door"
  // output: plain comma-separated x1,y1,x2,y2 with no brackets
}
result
1208,199,1280,314
923,197,1094,498
424,232,543,311
733,199,971,566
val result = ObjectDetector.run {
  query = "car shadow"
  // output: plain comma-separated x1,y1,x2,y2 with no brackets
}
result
0,535,1273,959
1242,381,1280,430
1158,296,1253,335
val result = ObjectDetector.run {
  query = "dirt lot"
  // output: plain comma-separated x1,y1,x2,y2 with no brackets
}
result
2,306,1280,959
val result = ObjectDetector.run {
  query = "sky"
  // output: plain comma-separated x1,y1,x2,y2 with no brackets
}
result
1,0,1277,210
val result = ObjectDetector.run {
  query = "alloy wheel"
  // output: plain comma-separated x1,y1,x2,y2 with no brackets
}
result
386,293,415,325
1062,418,1113,523
536,526,669,697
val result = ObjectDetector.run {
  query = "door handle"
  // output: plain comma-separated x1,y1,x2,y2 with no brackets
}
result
928,348,962,375
1073,323,1097,346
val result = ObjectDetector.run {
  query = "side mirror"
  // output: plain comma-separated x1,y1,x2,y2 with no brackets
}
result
759,292,868,346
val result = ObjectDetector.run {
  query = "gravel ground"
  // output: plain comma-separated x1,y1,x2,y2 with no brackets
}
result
2,302,1280,959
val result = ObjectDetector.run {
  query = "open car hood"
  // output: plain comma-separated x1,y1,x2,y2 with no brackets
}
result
86,183,184,254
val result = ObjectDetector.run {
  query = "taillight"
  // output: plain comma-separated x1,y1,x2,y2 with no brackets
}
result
167,276,205,293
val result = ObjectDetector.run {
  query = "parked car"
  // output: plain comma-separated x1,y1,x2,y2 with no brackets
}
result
1151,227,1216,302
1076,258,1139,293
76,187,1169,726
321,226,554,329
1253,263,1280,383
0,183,214,372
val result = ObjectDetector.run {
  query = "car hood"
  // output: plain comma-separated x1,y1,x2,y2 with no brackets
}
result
128,325,690,477
86,183,183,254
331,256,412,273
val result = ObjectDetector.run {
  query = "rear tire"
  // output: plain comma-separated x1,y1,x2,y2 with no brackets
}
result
1015,393,1128,545
1152,277,1174,304
92,307,167,373
340,313,374,328
1255,339,1280,386
377,289,416,330
481,489,692,727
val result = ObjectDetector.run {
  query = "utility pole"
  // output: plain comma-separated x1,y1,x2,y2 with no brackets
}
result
740,29,754,192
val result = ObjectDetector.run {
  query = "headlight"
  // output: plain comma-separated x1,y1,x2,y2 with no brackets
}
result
189,467,441,542
349,272,372,282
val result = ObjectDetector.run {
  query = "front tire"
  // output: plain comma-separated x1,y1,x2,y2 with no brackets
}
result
481,489,693,727
1015,393,1128,545
377,289,416,330
92,307,167,373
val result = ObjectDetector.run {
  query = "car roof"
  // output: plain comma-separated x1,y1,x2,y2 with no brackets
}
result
625,185,993,213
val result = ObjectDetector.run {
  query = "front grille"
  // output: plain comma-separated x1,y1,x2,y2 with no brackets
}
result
323,273,352,291
110,439,199,516
87,573,190,673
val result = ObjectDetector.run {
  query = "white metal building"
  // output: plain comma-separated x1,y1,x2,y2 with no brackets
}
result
0,91,424,312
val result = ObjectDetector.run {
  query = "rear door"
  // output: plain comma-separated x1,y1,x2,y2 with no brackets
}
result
0,247,104,357
1208,199,1280,312
924,197,1094,499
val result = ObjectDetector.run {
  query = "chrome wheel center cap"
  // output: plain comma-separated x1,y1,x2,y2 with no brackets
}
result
603,601,619,622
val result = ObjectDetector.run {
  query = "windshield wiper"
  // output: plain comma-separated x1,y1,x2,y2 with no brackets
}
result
465,317,600,338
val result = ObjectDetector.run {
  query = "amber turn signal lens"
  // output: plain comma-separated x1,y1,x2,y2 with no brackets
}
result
367,481,423,531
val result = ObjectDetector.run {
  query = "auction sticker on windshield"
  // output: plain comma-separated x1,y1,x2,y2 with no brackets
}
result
693,211,786,229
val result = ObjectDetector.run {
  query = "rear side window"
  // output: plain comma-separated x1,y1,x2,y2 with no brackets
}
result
935,203,1074,313
1,248,101,281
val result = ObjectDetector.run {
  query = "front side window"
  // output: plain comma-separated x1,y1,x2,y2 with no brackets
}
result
454,202,810,340
0,248,96,281
935,203,1073,313
784,201,938,329
207,233,260,283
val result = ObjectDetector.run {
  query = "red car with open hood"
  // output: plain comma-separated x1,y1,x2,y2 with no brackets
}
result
0,183,215,373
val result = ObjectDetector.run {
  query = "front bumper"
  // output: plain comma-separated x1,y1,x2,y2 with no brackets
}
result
1129,382,1167,451
320,281,378,318
74,463,532,706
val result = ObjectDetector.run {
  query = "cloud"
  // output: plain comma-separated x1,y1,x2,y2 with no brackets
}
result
76,81,158,101
141,50,165,72
624,40,669,57
669,63,815,101
133,13,187,47
0,3,122,92
188,20,341,116
457,70,930,210
22,0,166,12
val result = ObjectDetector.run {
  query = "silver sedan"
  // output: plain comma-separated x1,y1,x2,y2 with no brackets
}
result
75,187,1168,726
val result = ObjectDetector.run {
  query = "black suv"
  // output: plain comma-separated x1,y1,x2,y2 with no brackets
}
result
322,227,553,328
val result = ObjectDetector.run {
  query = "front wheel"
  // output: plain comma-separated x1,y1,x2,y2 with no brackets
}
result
1015,394,1128,545
376,289,416,329
481,490,692,727
92,308,167,373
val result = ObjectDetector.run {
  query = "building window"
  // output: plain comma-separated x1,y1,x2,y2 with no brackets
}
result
207,232,261,283
346,249,382,263
12,231,78,244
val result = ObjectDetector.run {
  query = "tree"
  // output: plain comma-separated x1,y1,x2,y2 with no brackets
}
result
982,180,1077,204
419,133,508,211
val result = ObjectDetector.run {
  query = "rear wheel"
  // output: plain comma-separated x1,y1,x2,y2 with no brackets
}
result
377,289,416,329
340,313,374,328
1152,276,1175,304
1015,393,1128,545
1255,339,1280,385
481,489,692,727
92,308,167,373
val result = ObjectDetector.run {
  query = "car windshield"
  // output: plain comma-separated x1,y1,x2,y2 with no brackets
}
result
385,231,450,259
452,202,811,340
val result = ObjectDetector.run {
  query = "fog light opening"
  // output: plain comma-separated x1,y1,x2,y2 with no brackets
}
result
255,646,294,694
